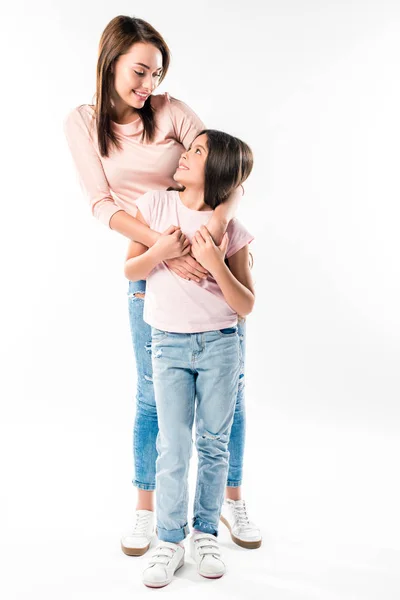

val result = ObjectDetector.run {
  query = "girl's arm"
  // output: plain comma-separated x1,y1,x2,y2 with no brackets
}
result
191,225,255,316
124,211,190,281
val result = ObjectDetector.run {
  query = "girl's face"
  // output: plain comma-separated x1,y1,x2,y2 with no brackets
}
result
173,134,209,188
112,42,163,110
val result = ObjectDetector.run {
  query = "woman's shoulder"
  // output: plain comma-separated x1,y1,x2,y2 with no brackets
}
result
150,92,197,118
64,104,95,133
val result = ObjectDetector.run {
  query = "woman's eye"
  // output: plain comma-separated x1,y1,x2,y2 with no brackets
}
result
195,149,201,154
134,71,145,76
154,73,162,78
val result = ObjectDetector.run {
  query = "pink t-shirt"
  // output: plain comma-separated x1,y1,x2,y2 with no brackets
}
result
64,93,205,226
135,190,254,333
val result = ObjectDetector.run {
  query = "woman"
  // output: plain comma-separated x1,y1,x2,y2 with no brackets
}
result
64,14,261,555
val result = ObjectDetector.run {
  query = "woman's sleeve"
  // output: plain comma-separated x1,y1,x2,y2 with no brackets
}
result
63,107,122,227
168,96,206,150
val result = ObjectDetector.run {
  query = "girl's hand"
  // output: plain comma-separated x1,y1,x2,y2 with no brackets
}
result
192,225,229,275
164,254,209,282
153,225,190,261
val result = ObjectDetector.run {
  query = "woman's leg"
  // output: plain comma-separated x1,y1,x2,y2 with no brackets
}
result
121,281,158,557
127,280,159,497
226,318,246,495
222,320,262,548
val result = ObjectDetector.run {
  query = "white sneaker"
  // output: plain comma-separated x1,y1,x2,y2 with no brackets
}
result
142,541,185,588
220,499,262,549
121,509,155,556
190,532,226,579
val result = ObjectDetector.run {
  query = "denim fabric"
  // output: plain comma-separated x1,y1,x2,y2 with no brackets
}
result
127,280,246,490
152,327,240,542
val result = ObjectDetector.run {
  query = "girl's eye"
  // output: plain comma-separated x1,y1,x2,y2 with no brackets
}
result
195,149,201,154
154,73,162,78
134,71,145,76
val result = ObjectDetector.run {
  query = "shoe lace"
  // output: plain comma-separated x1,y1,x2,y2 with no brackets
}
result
132,512,151,536
233,500,252,529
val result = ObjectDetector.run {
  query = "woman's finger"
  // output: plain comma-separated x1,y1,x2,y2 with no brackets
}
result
185,254,208,273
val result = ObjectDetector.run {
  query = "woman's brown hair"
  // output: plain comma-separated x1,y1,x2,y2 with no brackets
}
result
95,15,171,157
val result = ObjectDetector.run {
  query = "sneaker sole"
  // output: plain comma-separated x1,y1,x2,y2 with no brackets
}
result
220,515,262,549
143,556,185,588
200,572,225,579
121,542,150,556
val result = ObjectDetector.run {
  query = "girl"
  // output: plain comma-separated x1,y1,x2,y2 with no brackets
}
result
124,129,255,588
64,15,261,556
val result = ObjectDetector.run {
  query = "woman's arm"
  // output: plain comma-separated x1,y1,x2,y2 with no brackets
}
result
191,225,255,316
64,108,161,246
205,186,243,245
124,211,190,281
110,210,160,246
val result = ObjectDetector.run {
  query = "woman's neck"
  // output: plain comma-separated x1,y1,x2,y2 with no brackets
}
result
110,97,138,124
179,188,209,212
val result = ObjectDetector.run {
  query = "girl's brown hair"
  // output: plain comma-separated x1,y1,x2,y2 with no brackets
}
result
95,15,171,157
195,129,254,210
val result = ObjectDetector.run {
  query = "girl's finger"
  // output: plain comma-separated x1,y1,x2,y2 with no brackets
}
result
200,225,213,241
196,227,208,243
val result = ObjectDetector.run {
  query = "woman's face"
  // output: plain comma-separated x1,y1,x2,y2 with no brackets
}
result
173,134,209,188
112,42,163,110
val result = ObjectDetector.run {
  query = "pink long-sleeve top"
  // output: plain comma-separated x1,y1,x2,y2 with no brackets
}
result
64,93,205,226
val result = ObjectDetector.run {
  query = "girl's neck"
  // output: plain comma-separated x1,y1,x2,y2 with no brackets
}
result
179,187,210,212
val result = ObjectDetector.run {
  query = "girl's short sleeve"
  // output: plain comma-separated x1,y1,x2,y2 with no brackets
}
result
226,218,255,259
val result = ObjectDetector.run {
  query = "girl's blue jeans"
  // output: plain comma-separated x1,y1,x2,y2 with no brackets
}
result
128,279,246,492
152,326,240,542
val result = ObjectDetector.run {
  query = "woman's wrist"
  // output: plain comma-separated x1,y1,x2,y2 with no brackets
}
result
146,229,161,247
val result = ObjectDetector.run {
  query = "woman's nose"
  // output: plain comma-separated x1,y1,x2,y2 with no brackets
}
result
143,74,155,92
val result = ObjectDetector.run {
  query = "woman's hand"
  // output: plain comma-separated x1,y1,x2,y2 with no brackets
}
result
164,254,209,282
192,225,229,276
152,225,190,261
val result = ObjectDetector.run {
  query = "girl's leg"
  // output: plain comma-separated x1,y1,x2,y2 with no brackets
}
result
127,280,158,497
151,329,195,543
193,330,241,534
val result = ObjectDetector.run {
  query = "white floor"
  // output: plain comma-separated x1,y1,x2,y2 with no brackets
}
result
2,411,399,600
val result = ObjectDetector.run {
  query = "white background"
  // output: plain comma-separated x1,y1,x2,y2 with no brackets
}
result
1,1,399,598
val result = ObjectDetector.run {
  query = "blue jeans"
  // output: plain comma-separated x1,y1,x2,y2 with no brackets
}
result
128,280,246,491
152,326,240,542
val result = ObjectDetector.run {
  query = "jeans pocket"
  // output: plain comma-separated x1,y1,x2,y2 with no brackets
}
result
151,327,169,342
218,327,238,336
